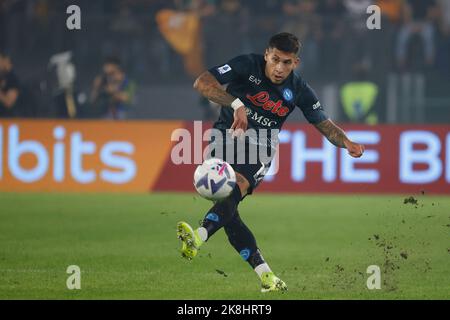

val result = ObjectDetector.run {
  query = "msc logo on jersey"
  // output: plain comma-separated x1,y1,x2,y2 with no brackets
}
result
283,88,293,101
245,108,278,127
217,64,232,74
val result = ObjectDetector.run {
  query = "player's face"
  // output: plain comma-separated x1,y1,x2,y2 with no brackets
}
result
264,48,299,84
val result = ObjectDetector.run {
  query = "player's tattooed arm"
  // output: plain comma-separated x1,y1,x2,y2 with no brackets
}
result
314,119,365,158
193,71,236,107
314,119,348,148
194,71,248,136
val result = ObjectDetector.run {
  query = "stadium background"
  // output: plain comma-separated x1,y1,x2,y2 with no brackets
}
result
0,0,449,300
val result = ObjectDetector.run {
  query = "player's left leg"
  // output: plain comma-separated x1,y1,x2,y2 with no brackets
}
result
199,163,286,292
223,157,287,292
224,210,287,293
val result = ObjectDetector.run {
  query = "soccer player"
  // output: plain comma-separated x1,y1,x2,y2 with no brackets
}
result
177,33,364,292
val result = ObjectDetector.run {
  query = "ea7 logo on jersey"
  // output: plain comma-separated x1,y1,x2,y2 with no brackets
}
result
249,75,262,85
312,101,321,110
217,64,232,74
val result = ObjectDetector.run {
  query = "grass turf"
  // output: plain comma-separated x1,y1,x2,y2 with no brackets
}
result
0,192,449,299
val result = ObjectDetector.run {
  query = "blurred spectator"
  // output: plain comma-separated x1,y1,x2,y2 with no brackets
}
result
439,0,450,33
244,0,283,52
0,0,449,123
156,0,215,79
0,51,21,117
111,1,141,34
90,57,136,120
316,0,347,80
0,1,6,50
342,0,376,70
205,0,246,57
436,0,450,77
282,0,321,77
319,0,347,30
396,0,440,69
107,0,147,81
245,0,282,14
156,0,217,121
340,63,379,125
201,0,245,120
371,0,404,81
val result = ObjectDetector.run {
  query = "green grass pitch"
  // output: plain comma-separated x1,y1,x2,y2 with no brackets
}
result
0,192,449,299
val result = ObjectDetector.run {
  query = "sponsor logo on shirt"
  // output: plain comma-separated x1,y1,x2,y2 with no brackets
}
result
249,75,262,85
245,108,278,127
217,64,232,74
246,91,290,117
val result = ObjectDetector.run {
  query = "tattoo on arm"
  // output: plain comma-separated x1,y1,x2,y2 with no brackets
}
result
314,119,349,148
193,71,236,107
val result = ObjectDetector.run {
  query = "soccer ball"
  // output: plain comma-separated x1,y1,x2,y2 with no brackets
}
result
193,158,236,201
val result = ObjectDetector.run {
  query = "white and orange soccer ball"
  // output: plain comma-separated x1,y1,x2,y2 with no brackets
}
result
193,158,236,201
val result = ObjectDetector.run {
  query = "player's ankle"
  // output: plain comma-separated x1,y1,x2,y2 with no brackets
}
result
254,263,273,280
195,228,207,246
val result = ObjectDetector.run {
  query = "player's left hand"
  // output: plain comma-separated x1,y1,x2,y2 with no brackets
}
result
344,140,364,158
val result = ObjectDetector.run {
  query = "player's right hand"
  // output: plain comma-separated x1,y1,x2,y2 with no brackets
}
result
344,140,365,158
230,106,248,138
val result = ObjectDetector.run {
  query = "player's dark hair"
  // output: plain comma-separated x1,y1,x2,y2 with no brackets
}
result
103,56,122,69
268,32,301,54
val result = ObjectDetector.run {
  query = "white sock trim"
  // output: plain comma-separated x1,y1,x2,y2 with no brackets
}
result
254,263,272,279
197,227,208,242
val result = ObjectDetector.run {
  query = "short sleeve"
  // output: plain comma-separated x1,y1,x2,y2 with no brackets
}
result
297,82,328,124
208,55,251,85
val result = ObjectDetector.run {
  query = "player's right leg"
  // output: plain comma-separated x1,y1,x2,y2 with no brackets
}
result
176,221,203,260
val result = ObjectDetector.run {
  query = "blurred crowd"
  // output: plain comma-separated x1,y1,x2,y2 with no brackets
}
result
0,0,449,122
